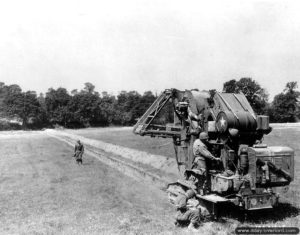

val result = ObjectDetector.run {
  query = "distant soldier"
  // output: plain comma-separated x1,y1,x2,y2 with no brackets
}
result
174,189,200,231
74,140,84,164
192,132,221,194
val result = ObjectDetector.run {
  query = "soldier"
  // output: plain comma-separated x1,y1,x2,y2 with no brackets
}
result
74,140,84,164
174,189,200,231
187,106,202,135
192,132,221,194
238,147,249,175
175,98,202,136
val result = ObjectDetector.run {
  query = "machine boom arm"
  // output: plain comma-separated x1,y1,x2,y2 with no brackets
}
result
133,89,181,138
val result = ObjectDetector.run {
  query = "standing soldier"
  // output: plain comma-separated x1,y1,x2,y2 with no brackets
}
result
192,132,221,194
175,99,202,136
74,140,84,164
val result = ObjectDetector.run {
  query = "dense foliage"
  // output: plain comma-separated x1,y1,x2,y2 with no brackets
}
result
223,78,269,114
0,82,156,129
222,78,300,122
269,82,300,122
0,84,43,128
0,79,299,130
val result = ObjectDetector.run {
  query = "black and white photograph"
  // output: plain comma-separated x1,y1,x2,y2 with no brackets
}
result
0,0,299,234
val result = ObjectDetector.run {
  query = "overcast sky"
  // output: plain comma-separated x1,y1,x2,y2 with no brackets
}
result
0,0,299,100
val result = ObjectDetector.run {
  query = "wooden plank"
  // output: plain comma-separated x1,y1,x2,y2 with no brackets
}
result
197,194,228,203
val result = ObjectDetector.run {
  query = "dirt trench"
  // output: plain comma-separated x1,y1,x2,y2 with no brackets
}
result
45,129,179,190
0,132,181,234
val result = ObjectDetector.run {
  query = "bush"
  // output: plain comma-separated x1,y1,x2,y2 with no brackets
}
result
0,121,22,131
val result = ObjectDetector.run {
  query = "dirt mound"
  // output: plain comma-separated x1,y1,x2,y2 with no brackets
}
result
0,132,177,234
46,129,179,177
0,130,44,139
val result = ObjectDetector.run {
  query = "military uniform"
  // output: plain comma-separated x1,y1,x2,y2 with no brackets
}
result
175,101,201,136
192,138,219,194
192,139,217,173
174,190,200,229
74,141,84,164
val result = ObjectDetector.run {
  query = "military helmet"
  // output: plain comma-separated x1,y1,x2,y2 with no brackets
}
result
185,189,196,199
240,147,248,154
182,93,189,102
77,140,81,144
199,132,209,140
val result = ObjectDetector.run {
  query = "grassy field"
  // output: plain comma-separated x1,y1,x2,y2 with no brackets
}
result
0,126,299,234
0,132,178,235
263,126,300,208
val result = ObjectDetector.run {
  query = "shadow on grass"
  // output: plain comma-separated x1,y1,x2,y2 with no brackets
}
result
246,203,300,223
218,202,299,223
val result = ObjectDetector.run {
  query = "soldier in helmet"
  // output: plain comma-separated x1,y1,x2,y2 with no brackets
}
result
74,140,84,164
238,147,249,175
191,132,221,194
238,147,255,190
174,189,201,231
175,96,202,136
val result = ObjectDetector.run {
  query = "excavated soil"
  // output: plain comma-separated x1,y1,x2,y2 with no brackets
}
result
45,129,179,183
0,131,181,234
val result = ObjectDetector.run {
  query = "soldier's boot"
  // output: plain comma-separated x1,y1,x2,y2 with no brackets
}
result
187,223,198,232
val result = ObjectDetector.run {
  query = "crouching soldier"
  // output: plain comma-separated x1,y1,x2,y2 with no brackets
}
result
174,189,200,231
74,140,84,164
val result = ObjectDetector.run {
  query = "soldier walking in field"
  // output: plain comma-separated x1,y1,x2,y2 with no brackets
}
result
74,140,84,164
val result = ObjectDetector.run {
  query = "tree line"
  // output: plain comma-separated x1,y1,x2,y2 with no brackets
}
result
0,78,299,130
222,78,300,123
0,82,156,129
